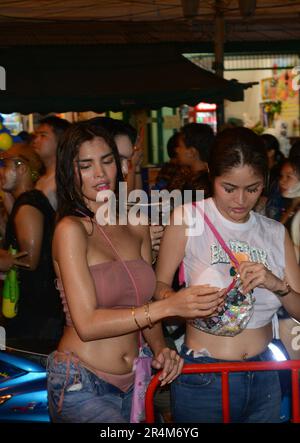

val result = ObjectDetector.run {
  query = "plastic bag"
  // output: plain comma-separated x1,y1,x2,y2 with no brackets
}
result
191,275,255,337
186,202,256,337
130,346,152,423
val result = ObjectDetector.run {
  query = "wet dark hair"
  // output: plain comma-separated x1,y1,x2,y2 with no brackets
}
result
166,132,180,159
208,127,268,185
88,117,137,146
180,123,215,162
39,115,71,142
56,120,124,221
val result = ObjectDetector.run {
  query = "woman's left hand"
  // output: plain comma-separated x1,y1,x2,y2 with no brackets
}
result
239,261,282,294
151,347,184,386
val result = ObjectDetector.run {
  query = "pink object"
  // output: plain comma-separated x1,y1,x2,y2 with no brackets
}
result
130,348,152,423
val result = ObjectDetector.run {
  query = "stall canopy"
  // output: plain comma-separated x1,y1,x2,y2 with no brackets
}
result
0,45,245,114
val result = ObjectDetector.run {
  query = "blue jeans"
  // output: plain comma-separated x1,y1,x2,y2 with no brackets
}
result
47,352,133,423
171,344,281,423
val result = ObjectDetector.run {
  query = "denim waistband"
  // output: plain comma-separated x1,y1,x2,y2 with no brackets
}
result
180,343,274,364
47,351,130,396
47,351,133,416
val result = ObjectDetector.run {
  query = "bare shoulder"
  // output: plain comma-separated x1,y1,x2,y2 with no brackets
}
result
14,204,42,220
55,215,84,232
53,216,88,250
35,172,55,189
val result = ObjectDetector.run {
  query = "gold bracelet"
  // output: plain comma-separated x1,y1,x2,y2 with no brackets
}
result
131,306,142,329
144,303,153,328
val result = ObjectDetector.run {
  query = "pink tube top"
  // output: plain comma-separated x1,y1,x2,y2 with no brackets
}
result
56,259,156,327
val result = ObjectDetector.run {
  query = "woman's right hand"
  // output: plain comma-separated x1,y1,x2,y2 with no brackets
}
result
167,285,226,319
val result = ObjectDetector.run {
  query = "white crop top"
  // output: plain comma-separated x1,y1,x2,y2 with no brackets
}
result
182,198,285,330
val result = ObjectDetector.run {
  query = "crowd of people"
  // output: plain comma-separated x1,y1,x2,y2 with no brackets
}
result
0,115,299,423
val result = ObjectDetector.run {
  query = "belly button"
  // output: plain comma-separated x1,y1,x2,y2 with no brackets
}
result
122,354,132,364
242,352,248,360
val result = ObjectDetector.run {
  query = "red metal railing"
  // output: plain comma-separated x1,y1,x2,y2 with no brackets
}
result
145,360,300,423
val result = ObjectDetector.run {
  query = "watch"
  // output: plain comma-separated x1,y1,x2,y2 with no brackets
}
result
274,283,291,297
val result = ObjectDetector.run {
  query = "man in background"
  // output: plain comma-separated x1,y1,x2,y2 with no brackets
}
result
0,143,64,351
32,115,70,209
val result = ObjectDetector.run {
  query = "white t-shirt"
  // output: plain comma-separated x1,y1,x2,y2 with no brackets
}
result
182,198,285,330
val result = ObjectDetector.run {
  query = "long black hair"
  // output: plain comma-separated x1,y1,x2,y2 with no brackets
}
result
56,120,124,221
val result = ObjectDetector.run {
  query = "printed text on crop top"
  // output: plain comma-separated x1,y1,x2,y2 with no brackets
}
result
182,198,285,329
56,259,156,327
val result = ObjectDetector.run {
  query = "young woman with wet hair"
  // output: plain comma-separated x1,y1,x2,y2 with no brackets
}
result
46,120,224,423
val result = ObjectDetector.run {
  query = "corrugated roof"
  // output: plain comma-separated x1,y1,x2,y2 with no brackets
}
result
0,1,299,22
0,1,299,46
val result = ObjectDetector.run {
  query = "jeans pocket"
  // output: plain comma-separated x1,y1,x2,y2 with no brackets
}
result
176,371,216,387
